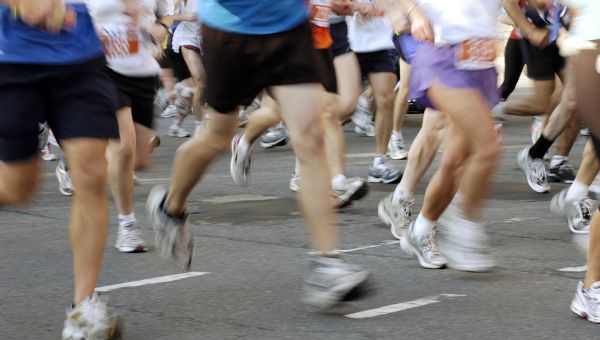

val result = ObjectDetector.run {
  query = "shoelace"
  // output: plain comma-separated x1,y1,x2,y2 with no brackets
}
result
121,227,144,245
421,232,442,256
559,162,575,174
530,159,547,184
576,198,595,224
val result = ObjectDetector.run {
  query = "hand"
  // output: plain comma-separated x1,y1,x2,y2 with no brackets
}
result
154,47,166,61
526,27,550,49
150,23,169,45
331,0,353,16
179,12,197,22
123,0,143,27
409,7,433,42
12,0,66,33
387,7,410,34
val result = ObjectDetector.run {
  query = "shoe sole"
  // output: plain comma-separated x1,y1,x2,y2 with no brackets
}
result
116,244,148,253
260,138,287,149
56,167,73,196
343,182,369,203
368,176,401,184
400,234,446,269
548,173,574,184
302,271,372,309
389,154,408,160
230,134,249,187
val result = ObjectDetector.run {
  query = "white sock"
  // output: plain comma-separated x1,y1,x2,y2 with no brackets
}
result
413,213,435,239
550,155,567,169
118,213,136,228
294,158,301,176
331,174,346,190
392,185,413,203
373,154,386,166
566,180,589,202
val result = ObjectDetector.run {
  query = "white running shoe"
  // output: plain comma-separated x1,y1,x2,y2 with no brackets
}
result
571,281,600,323
62,294,122,340
238,98,260,128
302,256,373,309
517,147,550,193
289,173,301,192
56,162,74,196
260,123,288,148
550,189,595,234
115,224,148,253
41,143,59,161
388,138,408,160
378,193,413,239
333,177,369,206
230,133,253,187
154,88,171,117
168,125,191,138
146,186,194,271
160,105,177,118
400,222,448,269
368,160,402,184
438,200,495,272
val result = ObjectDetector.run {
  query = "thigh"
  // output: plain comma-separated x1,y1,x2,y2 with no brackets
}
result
368,72,396,102
0,64,46,162
47,57,119,142
181,47,206,85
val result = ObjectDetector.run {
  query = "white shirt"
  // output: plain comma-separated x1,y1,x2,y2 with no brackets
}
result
87,0,174,77
346,0,394,53
564,0,600,41
172,0,202,52
417,0,501,45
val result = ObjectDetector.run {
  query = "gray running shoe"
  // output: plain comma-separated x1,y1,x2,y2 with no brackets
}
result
571,281,600,323
388,138,408,160
146,186,194,272
160,105,177,118
302,256,373,309
230,133,253,187
168,125,191,138
550,189,595,234
154,88,170,117
378,193,413,239
115,224,148,253
62,294,123,340
400,222,448,269
368,161,402,184
260,123,288,148
548,159,576,183
333,177,369,206
289,173,301,192
517,147,550,193
438,200,495,272
56,161,74,196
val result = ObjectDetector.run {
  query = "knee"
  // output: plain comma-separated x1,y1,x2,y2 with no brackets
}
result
289,118,325,158
476,137,502,164
5,178,37,204
375,92,395,111
72,160,107,192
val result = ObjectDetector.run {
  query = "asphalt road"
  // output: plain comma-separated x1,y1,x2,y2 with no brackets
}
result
1,101,597,339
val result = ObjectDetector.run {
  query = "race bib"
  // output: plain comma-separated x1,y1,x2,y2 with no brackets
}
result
98,26,140,59
311,0,332,28
455,39,497,71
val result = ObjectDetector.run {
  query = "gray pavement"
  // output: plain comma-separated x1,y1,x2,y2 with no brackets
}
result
1,108,597,339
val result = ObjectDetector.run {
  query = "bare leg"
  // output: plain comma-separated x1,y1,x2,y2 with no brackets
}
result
504,79,556,116
181,48,206,121
62,139,109,304
321,91,345,178
0,157,39,205
392,59,410,134
243,95,281,144
334,52,362,119
585,211,600,288
369,72,396,155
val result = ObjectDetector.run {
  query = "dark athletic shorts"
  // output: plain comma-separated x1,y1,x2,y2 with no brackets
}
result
201,21,321,113
520,40,565,80
164,34,191,81
107,69,156,129
330,21,352,58
315,48,338,93
356,50,396,78
0,57,119,162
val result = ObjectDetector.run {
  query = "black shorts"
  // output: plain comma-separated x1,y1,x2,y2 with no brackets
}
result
316,48,338,93
165,34,191,81
356,50,396,78
520,40,565,80
330,21,352,58
0,57,119,162
108,69,156,129
201,21,321,113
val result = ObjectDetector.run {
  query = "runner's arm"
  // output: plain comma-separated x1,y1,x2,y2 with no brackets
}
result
502,0,549,48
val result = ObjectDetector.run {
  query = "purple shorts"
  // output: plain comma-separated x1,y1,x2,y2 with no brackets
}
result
409,43,499,109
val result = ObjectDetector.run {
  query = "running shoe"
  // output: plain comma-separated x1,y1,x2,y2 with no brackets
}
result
571,281,600,323
550,189,595,234
41,143,59,161
302,256,373,309
289,173,301,192
168,125,191,138
438,200,495,272
400,222,448,269
352,110,375,137
581,127,590,136
160,105,177,118
62,294,123,340
260,123,288,148
333,177,369,206
38,123,50,150
146,186,194,272
368,161,402,184
115,224,148,253
388,138,408,160
378,193,413,239
517,147,550,193
548,159,576,183
530,116,543,145
154,88,170,117
230,133,253,187
56,162,74,196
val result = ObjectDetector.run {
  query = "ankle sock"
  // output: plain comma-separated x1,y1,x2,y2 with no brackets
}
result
118,213,136,228
566,180,589,202
413,213,435,239
529,135,554,160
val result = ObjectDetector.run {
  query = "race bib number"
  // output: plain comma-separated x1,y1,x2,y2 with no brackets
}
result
99,26,140,59
311,0,332,28
455,39,497,70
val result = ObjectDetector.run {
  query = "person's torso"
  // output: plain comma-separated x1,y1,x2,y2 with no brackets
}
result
0,0,104,65
199,0,308,35
310,0,333,49
346,0,393,53
565,0,600,41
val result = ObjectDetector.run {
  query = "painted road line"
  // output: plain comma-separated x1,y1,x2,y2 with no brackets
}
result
96,272,210,293
201,195,279,204
558,265,587,272
346,294,467,319
309,240,399,255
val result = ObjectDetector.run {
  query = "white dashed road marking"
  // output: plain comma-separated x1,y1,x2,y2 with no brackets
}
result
345,294,467,319
96,272,210,293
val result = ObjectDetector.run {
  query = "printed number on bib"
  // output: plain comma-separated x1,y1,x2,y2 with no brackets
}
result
311,0,332,28
455,39,497,70
99,27,140,59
